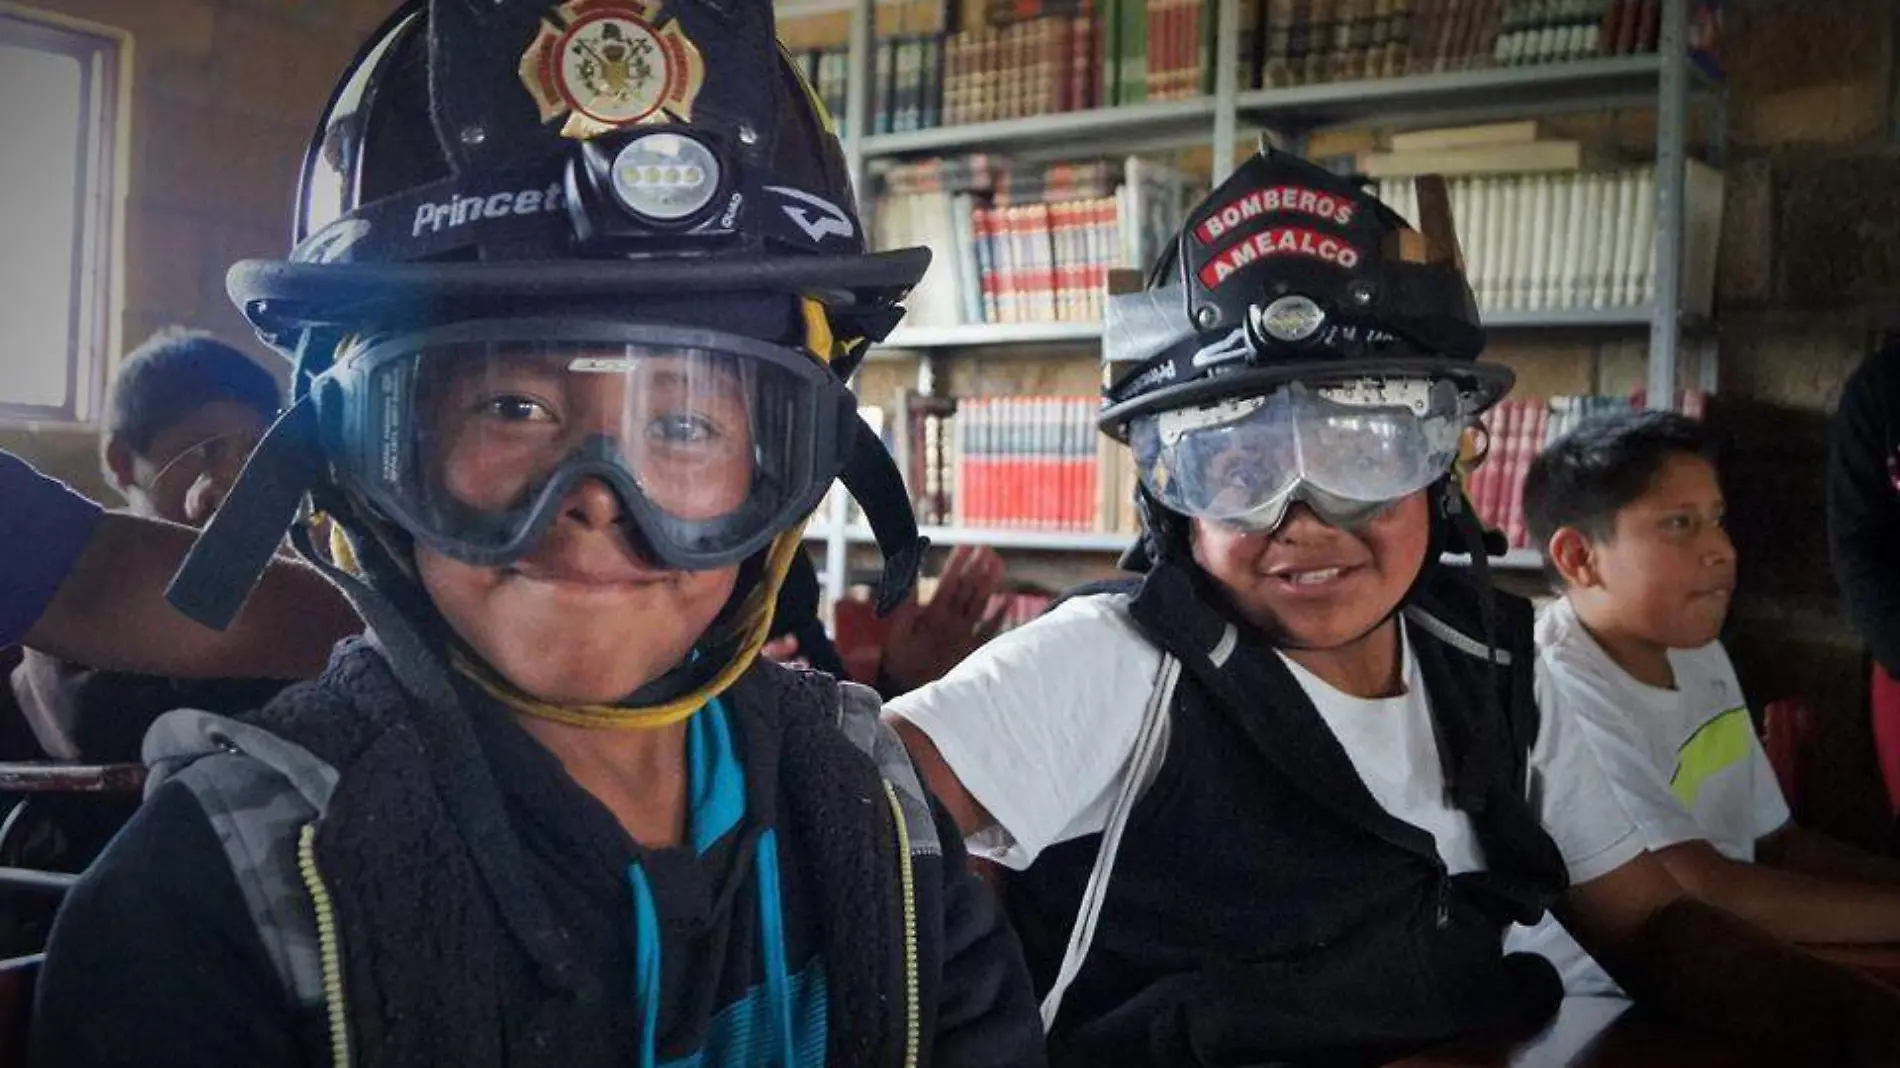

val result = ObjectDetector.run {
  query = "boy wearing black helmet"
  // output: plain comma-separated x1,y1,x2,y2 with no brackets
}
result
32,2,1042,1066
887,149,1900,1066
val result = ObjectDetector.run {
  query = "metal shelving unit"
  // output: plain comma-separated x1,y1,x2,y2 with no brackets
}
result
812,0,1723,604
811,525,1548,571
873,304,1664,355
880,320,1105,351
1443,548,1547,572
862,97,1220,159
808,525,1136,554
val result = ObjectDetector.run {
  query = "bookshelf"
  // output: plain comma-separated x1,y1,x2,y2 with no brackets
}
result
877,304,1668,353
806,526,1551,572
800,0,1727,605
880,320,1104,350
808,524,1135,553
862,96,1221,158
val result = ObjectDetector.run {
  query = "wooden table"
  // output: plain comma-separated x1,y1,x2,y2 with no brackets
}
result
1384,944,1900,1065
1383,997,1785,1067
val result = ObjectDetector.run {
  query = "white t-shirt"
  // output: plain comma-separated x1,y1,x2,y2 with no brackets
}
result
1504,596,1792,995
887,592,1645,889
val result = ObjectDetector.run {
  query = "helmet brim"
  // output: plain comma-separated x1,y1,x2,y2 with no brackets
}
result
1098,356,1515,442
228,247,931,336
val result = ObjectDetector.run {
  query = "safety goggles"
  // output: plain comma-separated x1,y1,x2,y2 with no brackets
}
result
325,318,856,571
1128,377,1469,533
142,428,266,493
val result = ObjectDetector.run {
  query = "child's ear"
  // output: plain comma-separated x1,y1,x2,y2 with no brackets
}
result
1547,527,1599,588
101,435,138,499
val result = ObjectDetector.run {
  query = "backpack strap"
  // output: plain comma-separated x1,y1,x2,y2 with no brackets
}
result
1038,651,1180,1032
143,708,338,1014
832,676,941,859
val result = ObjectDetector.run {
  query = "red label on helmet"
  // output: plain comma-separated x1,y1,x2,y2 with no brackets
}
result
1199,227,1361,287
1193,186,1359,245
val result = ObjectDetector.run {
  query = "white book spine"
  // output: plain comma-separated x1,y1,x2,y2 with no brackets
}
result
1512,174,1538,312
1626,164,1659,308
1451,176,1474,276
1478,176,1506,311
1591,172,1621,307
1492,178,1516,310
1541,172,1568,310
1554,173,1583,308
1528,173,1554,310
1607,170,1639,309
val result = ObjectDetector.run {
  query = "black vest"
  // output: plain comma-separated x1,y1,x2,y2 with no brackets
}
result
1008,562,1570,1068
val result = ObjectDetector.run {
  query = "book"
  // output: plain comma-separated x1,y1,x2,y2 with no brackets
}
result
1388,119,1541,152
1356,139,1584,177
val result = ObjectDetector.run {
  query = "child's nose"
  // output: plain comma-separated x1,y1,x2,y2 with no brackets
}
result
561,477,625,530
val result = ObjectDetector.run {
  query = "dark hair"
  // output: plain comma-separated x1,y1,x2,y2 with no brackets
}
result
1523,409,1721,579
106,329,282,455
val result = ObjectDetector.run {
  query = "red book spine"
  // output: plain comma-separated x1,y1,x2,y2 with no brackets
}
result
1072,396,1091,531
1478,400,1515,531
969,398,987,528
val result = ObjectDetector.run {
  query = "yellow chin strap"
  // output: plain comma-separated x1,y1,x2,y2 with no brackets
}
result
452,523,806,730
450,298,850,731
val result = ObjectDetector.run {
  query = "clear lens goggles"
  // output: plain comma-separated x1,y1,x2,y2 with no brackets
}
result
1129,377,1469,533
328,318,855,570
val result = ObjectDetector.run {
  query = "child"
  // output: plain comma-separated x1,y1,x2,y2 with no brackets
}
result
1512,408,1900,995
885,148,1900,1066
31,2,1043,1065
14,329,289,766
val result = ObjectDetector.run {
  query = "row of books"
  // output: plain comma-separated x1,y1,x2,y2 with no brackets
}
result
828,384,1710,560
872,155,1193,330
1370,160,1722,317
890,393,1126,533
1252,0,1673,89
781,0,1720,137
1469,388,1709,549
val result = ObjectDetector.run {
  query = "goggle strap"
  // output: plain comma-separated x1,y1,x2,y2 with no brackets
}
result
166,397,326,630
838,417,927,615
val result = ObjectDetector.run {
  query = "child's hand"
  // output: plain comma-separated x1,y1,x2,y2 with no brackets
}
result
879,545,1007,693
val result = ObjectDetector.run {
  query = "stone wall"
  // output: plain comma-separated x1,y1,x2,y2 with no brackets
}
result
1698,0,1899,843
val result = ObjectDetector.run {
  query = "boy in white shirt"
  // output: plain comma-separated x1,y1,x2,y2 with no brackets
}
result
1512,408,1900,995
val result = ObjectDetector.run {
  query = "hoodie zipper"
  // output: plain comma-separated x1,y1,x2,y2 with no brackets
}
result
297,823,353,1068
881,782,920,1068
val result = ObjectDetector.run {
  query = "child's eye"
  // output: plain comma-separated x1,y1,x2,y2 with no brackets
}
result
480,395,555,423
648,413,718,444
1662,514,1694,533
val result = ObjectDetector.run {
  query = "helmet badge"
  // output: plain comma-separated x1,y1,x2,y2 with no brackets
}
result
520,0,706,141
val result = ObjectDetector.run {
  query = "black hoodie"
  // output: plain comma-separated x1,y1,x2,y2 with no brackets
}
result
1827,339,1900,675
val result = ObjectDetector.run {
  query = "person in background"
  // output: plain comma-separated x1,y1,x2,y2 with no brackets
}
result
1513,409,1900,996
0,448,356,680
884,148,1900,1066
13,329,292,765
766,544,1008,698
1827,336,1900,822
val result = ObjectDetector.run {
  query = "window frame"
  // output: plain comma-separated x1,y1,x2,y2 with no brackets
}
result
0,7,124,427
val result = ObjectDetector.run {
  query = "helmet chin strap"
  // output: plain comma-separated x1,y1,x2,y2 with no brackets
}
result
448,524,805,731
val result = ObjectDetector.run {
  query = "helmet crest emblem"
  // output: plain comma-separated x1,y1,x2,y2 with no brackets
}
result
519,0,706,141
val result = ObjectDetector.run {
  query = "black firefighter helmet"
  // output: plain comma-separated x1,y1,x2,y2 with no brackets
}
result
1099,147,1513,568
168,0,930,721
